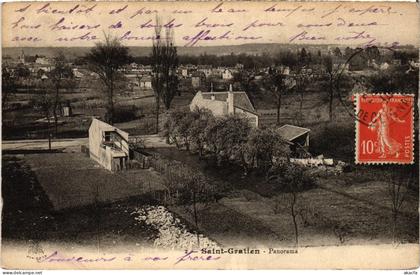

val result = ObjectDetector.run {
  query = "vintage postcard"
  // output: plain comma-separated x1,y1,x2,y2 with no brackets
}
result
1,0,419,270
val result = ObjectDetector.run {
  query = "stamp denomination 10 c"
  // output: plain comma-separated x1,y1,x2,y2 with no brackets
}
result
355,93,414,164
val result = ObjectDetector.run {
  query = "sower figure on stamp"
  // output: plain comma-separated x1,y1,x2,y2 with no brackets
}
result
368,101,406,159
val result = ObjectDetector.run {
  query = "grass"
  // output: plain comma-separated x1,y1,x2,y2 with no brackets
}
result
23,152,167,210
146,147,419,246
1,154,159,249
169,202,281,247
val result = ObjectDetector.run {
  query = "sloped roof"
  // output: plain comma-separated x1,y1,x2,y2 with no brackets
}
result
276,124,310,142
201,91,256,114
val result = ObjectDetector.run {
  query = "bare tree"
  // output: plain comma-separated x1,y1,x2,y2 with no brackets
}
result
164,164,217,248
30,87,54,150
85,34,131,124
151,18,179,133
2,66,15,109
384,167,413,243
49,52,73,136
262,67,292,125
323,56,336,121
294,66,313,121
268,164,314,247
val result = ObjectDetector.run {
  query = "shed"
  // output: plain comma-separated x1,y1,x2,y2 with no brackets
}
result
277,124,310,149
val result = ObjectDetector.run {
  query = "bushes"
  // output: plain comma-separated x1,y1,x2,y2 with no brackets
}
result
267,162,316,192
132,150,222,205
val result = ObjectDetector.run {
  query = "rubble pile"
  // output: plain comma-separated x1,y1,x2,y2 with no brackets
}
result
132,206,219,250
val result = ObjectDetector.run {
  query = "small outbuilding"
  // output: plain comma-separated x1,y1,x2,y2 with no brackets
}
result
276,124,311,154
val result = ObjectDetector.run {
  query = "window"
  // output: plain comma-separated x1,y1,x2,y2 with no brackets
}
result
103,131,111,142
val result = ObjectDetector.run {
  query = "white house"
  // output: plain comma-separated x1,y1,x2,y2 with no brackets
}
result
197,66,213,77
35,57,50,65
379,62,390,70
190,85,259,127
180,68,188,77
72,68,84,78
89,118,130,172
139,76,152,89
222,69,233,80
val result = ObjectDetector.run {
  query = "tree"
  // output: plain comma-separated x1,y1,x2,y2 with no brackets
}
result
294,66,313,120
30,87,54,150
365,46,380,61
262,67,292,125
382,166,414,243
85,34,131,124
177,168,214,248
205,115,251,166
299,48,309,64
151,19,179,133
49,52,73,136
189,108,215,157
15,63,30,78
242,127,290,174
163,163,219,248
344,47,353,58
333,47,342,57
323,56,336,121
2,66,16,109
317,50,322,57
367,66,419,93
163,109,190,148
174,111,194,151
268,163,315,246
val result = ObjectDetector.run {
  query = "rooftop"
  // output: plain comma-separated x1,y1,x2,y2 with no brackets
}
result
276,124,310,142
201,91,256,114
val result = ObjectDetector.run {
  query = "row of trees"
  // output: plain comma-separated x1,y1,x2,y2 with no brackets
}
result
163,108,290,175
132,46,386,70
161,107,319,246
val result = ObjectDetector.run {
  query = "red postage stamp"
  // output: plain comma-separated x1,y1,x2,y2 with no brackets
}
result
355,94,414,164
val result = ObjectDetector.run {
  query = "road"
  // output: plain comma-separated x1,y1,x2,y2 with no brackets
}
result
2,134,172,151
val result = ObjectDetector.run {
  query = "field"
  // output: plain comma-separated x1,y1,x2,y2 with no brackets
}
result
144,147,418,246
2,76,198,140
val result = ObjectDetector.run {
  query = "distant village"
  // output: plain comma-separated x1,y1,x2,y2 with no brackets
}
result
3,45,419,94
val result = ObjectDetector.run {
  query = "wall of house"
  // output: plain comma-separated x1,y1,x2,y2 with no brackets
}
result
89,119,112,171
88,118,129,172
234,107,259,127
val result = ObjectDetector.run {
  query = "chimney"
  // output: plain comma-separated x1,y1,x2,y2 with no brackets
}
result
227,84,234,114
